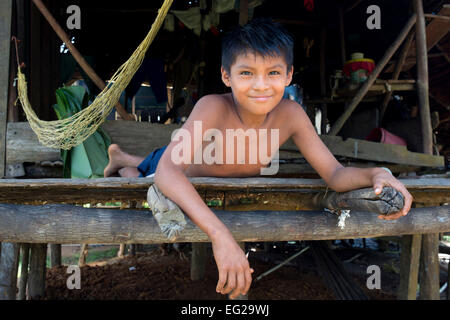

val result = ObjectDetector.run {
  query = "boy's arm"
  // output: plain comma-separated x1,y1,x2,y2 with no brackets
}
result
288,103,412,220
154,96,253,299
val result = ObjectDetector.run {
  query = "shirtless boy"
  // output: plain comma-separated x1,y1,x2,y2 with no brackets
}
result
104,18,413,299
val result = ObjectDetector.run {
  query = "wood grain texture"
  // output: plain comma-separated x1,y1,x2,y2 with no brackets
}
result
0,204,448,244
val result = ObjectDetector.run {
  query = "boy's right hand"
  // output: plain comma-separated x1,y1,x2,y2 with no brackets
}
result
211,234,254,299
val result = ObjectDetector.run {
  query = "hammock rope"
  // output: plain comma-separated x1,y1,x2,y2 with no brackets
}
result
16,0,173,150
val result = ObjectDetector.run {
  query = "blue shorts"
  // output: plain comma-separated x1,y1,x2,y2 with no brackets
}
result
137,146,167,177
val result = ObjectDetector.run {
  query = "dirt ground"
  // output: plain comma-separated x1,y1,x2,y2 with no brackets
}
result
42,242,400,300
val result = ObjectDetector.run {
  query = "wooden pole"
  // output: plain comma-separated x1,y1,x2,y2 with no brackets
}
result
78,244,88,266
414,0,440,300
0,204,449,244
0,0,12,178
18,243,30,300
30,0,134,121
419,231,440,299
0,0,19,302
0,242,20,300
190,243,207,281
398,234,422,300
413,0,433,155
320,26,328,134
50,244,61,267
329,14,417,136
28,243,47,299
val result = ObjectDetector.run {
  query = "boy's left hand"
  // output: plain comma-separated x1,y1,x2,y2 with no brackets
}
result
372,168,413,221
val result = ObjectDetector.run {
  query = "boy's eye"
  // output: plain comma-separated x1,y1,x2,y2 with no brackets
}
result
240,71,252,76
269,71,281,75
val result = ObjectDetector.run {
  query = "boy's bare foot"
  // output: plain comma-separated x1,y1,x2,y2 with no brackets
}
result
104,144,125,177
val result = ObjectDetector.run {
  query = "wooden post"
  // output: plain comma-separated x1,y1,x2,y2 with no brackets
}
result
414,0,440,300
398,234,422,300
118,244,126,257
419,231,440,299
0,242,20,300
338,6,346,66
28,243,47,300
50,244,61,267
329,14,417,136
0,0,12,177
413,0,433,155
18,243,30,300
0,1,20,301
190,243,207,281
78,244,88,266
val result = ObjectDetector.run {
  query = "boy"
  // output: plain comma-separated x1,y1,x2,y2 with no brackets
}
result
104,18,412,299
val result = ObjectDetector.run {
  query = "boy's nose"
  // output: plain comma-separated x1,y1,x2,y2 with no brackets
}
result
252,76,269,90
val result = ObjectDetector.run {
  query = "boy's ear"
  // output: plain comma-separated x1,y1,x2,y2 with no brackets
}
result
285,66,294,86
221,66,231,87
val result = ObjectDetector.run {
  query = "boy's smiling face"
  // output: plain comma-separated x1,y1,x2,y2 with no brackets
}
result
221,52,293,124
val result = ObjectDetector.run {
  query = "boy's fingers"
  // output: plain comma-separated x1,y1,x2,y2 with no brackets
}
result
216,269,227,293
230,272,245,299
374,183,384,195
223,272,236,295
243,268,253,295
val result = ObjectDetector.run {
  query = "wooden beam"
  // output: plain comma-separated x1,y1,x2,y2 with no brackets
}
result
6,121,445,168
329,14,417,135
0,0,13,178
0,204,448,244
0,177,447,206
424,13,450,21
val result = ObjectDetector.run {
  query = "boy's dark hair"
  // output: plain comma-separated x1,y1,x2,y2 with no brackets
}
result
221,18,294,73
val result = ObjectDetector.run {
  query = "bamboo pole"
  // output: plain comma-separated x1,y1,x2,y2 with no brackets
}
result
329,14,417,136
30,0,134,121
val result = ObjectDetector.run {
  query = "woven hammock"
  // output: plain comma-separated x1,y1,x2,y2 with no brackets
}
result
17,0,173,150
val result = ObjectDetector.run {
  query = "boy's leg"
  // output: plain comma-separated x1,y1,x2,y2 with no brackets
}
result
104,144,145,177
118,167,141,178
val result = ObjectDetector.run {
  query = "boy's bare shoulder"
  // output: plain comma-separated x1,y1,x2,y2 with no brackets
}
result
189,94,231,120
273,98,307,120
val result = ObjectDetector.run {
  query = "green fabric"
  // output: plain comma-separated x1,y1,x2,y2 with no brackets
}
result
53,86,111,179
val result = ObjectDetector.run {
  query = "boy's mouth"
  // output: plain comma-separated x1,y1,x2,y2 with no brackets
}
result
249,95,272,102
